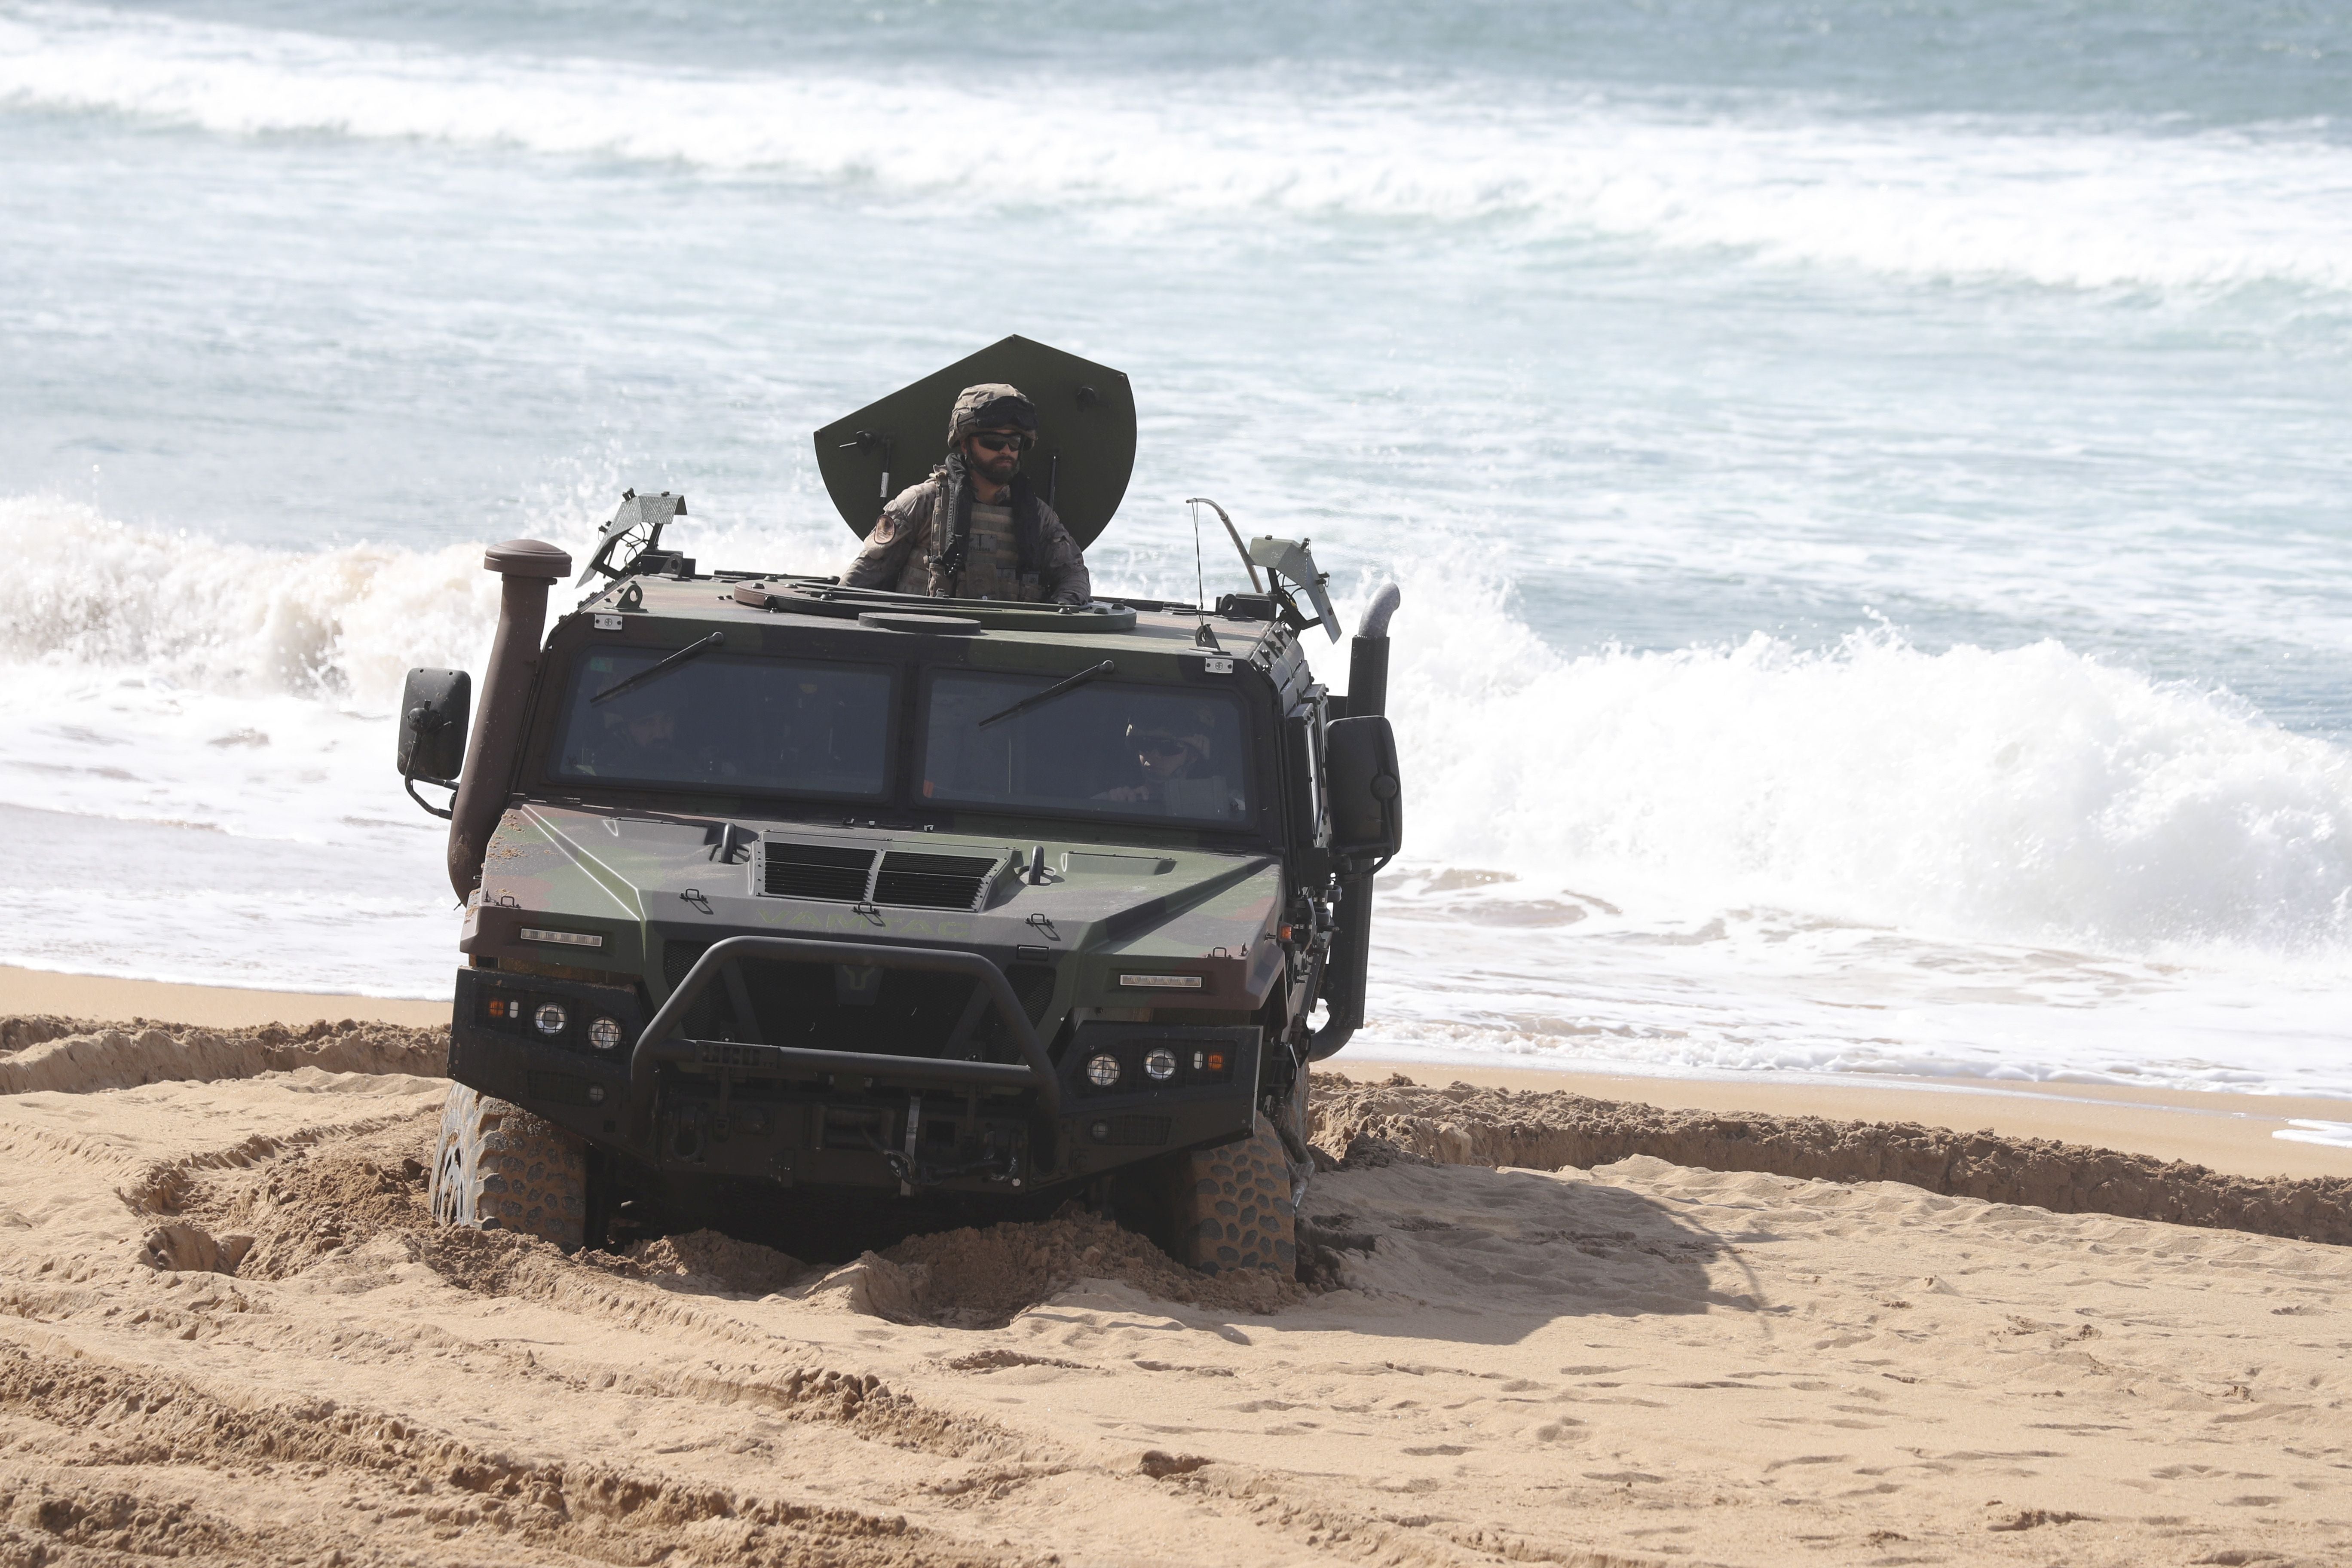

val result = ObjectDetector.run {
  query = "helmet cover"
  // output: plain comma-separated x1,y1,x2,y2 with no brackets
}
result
947,383,1039,446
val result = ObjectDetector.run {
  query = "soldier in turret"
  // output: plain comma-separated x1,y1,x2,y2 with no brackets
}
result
841,383,1092,604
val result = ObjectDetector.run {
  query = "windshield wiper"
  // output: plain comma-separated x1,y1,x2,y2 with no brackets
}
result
592,631,725,705
977,658,1115,729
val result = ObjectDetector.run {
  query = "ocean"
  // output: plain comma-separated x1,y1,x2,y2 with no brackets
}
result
4,0,2349,1099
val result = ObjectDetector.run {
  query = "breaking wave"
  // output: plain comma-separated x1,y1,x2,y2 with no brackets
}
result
8,497,2350,967
0,494,842,708
3,1,2350,292
4,496,500,707
1367,566,2352,962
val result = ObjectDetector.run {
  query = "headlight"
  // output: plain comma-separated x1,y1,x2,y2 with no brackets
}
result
1145,1047,1177,1081
533,1002,567,1036
587,1016,623,1051
1086,1054,1121,1088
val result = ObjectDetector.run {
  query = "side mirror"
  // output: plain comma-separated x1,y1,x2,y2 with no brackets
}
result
398,668,471,818
1325,715,1402,863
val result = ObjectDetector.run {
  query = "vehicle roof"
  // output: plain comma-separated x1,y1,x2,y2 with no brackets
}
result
573,570,1302,665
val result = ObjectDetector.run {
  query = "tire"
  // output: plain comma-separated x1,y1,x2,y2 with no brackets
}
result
1164,1112,1297,1276
428,1084,588,1250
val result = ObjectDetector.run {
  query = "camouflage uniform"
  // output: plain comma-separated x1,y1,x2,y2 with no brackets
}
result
841,382,1093,605
843,469,1091,603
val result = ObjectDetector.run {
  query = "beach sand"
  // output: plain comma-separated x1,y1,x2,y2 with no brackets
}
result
0,962,452,1029
1346,1061,2352,1183
0,977,2345,1565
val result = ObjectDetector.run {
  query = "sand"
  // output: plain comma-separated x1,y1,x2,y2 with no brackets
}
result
1348,1061,2352,1183
0,997,2346,1565
0,963,451,1029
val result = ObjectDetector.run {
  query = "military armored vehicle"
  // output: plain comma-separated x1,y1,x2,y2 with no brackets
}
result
395,338,1403,1274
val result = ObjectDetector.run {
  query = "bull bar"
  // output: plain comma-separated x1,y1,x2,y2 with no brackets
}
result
627,935,1064,1133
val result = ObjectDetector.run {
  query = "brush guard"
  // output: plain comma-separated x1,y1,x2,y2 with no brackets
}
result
628,936,1065,1142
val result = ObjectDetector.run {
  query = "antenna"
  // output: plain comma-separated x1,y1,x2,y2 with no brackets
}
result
1189,500,1207,614
1186,501,1221,651
1184,497,1263,592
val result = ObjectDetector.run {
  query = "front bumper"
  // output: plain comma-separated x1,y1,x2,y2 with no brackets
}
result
447,939,1261,1196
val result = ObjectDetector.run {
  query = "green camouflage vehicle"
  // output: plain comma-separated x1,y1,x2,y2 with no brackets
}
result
395,339,1403,1274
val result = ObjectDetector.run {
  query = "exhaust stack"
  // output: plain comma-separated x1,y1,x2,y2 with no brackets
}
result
1309,582,1402,1061
1345,582,1401,719
447,539,571,898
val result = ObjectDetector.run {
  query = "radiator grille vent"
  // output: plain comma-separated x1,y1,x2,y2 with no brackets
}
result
1005,962,1057,1023
662,941,708,991
761,841,877,901
873,851,997,911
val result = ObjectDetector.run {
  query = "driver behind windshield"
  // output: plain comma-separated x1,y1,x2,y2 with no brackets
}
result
1097,716,1215,806
569,701,680,778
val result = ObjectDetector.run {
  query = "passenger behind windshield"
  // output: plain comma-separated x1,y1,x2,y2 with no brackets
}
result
922,674,1251,824
554,650,893,798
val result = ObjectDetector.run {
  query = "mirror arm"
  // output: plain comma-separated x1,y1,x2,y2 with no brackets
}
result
1268,582,1323,636
404,772,456,821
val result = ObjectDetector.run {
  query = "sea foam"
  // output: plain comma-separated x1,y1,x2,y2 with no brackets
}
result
9,498,2348,972
5,501,2346,1087
1376,562,2352,961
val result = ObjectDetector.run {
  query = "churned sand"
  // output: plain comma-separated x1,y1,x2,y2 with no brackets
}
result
1348,1060,2352,1185
0,989,2345,1565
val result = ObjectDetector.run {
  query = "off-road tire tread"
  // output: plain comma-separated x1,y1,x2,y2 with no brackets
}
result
429,1084,588,1249
1169,1112,1296,1276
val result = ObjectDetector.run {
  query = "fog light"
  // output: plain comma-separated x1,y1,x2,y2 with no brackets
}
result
1086,1054,1120,1088
587,1084,606,1105
533,1002,567,1036
588,1016,623,1051
1145,1047,1177,1081
1090,1119,1110,1141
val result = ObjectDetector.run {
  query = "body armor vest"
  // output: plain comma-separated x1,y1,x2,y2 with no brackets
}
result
912,456,1046,602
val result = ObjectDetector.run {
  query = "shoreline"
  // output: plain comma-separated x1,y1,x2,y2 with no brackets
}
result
1342,1058,2352,1181
0,964,451,1029
6,964,2343,1179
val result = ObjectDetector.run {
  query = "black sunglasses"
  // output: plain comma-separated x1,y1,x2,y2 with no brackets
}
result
970,432,1031,454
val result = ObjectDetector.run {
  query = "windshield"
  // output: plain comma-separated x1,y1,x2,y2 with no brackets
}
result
553,649,893,797
921,672,1254,825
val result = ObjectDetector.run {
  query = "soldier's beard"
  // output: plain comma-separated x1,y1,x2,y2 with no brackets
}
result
963,441,1020,487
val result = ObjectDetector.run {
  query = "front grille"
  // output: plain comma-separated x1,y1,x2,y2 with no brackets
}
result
662,940,708,991
656,942,1031,1064
1006,962,1057,1023
762,841,876,901
873,851,997,910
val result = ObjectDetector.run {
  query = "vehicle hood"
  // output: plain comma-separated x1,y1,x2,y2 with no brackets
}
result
464,804,1286,1010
